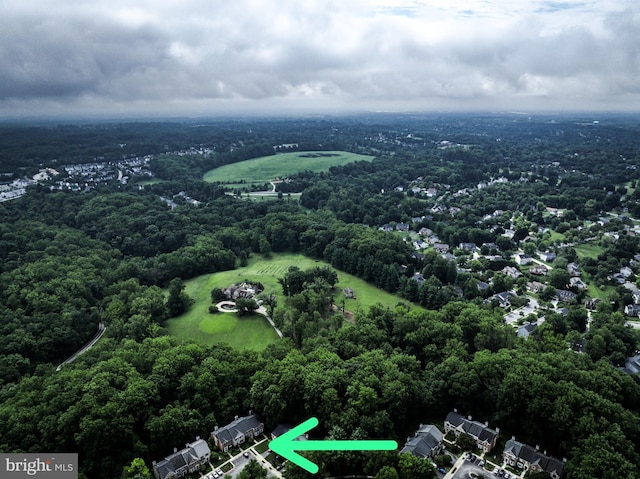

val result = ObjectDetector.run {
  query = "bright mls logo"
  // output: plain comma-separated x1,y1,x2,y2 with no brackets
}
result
1,454,77,478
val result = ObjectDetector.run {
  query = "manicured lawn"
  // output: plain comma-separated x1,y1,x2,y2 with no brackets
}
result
165,253,416,348
164,269,280,350
166,310,278,351
585,277,615,299
203,151,374,185
548,229,566,242
254,440,270,454
334,272,411,313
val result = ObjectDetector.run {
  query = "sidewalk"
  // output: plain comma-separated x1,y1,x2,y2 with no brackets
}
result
204,437,282,479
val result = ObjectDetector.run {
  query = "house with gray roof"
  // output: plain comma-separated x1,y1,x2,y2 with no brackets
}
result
211,414,264,452
152,438,211,479
400,424,444,459
567,262,581,277
625,304,640,317
539,251,556,262
503,437,564,479
623,354,640,374
517,322,538,339
556,290,577,303
459,242,477,252
444,411,498,452
484,291,512,309
514,254,533,266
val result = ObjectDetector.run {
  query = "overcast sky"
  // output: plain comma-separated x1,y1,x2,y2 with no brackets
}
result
1,0,639,117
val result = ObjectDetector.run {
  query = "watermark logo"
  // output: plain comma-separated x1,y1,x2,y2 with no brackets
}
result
1,454,77,478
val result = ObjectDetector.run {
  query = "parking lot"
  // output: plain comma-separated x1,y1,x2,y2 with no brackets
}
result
445,454,522,479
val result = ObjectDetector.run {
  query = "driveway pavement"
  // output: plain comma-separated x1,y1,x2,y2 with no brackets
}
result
504,296,539,325
210,439,282,479
444,454,524,479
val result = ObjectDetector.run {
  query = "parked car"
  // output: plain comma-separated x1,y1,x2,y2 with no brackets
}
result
479,460,485,467
437,467,447,473
243,451,250,458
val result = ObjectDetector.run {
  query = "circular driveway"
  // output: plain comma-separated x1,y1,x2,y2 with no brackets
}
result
216,301,238,312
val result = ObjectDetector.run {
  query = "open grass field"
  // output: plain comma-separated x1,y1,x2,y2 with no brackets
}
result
165,253,415,348
137,178,166,186
575,242,604,260
203,151,374,185
548,229,566,242
586,279,615,299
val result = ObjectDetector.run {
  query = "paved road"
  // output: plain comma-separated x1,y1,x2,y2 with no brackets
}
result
445,453,523,479
56,322,106,372
210,438,282,479
257,306,284,339
504,296,539,325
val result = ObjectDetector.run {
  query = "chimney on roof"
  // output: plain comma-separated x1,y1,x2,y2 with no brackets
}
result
249,409,253,415
214,426,218,431
454,408,458,413
563,457,567,463
544,450,547,456
512,435,516,440
496,427,500,434
536,445,540,451
484,421,489,427
152,461,157,466
196,435,200,441
174,448,177,454
235,415,239,420
468,415,472,421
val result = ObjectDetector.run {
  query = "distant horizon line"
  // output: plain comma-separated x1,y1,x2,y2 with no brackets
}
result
2,109,640,125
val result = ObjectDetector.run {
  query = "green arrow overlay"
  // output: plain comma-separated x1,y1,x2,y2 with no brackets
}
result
268,417,398,474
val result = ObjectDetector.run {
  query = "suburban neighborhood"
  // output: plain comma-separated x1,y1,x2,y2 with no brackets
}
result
150,410,567,479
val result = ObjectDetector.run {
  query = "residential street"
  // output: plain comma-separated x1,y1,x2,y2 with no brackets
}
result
504,295,539,325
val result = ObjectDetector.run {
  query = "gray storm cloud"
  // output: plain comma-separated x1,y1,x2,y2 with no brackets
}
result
0,0,638,116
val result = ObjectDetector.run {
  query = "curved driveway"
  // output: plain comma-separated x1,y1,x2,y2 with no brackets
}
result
56,321,106,371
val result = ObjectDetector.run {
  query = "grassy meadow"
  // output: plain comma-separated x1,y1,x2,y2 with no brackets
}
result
574,242,604,260
203,151,374,186
165,253,414,348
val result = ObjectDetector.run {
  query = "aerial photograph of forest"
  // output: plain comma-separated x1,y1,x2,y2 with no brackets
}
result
1,1,640,479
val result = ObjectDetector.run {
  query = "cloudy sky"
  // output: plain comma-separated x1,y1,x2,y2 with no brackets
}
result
1,0,639,117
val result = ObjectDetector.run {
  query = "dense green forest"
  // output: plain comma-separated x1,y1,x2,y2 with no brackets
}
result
1,114,640,479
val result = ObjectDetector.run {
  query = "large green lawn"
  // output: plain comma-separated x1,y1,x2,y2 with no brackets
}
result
165,269,279,350
165,254,414,348
203,151,374,185
548,229,566,242
575,242,604,260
